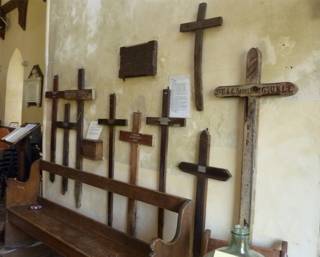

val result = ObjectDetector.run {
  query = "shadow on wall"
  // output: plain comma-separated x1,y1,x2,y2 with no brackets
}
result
4,48,24,126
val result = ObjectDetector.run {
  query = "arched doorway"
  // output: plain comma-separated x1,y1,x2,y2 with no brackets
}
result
4,48,24,126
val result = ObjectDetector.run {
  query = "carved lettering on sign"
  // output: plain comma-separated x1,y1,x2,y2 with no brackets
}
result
214,83,298,98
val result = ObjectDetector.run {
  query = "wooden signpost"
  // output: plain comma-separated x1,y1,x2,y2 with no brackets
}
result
146,88,186,238
119,112,153,236
45,69,94,208
98,94,128,226
180,2,223,111
213,48,298,228
178,129,231,257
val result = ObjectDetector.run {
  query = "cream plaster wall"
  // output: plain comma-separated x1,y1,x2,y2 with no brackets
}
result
0,0,46,125
44,1,320,256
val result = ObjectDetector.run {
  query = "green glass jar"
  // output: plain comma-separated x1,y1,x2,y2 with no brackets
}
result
204,225,265,257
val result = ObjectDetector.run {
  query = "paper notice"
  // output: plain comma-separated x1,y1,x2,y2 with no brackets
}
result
169,75,191,118
86,121,103,140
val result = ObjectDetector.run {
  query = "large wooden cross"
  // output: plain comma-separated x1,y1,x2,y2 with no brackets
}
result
178,129,231,257
146,88,186,238
119,112,153,236
180,2,223,111
213,48,298,228
0,0,28,39
98,93,128,227
45,69,94,208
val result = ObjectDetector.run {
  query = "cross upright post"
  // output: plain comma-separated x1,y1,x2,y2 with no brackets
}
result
146,88,186,238
178,129,231,257
180,2,223,111
119,112,153,237
213,48,298,228
98,93,128,226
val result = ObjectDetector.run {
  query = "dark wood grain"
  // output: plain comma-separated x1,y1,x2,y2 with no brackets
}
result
120,112,153,236
49,75,59,182
213,48,298,228
45,89,94,100
6,160,192,257
178,130,231,257
81,139,103,160
75,68,85,209
61,104,70,195
146,89,186,238
119,41,158,79
180,2,223,111
98,94,128,227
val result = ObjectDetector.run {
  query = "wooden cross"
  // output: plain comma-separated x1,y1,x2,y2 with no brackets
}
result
178,129,231,257
45,69,94,208
146,88,186,238
180,2,223,111
60,103,72,195
98,93,128,227
0,0,28,40
213,48,298,228
119,112,153,236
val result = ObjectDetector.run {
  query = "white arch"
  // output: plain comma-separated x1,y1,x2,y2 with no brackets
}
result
4,48,24,126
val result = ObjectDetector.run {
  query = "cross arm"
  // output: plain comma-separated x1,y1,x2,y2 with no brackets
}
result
146,117,186,127
98,119,127,127
214,82,298,98
119,131,153,146
45,89,94,100
55,121,77,130
180,17,223,32
178,162,231,181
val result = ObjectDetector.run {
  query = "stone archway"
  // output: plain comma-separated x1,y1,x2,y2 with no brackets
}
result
4,48,24,126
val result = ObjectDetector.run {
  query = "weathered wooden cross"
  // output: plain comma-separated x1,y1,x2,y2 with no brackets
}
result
180,2,223,111
45,69,94,208
213,48,298,228
98,93,128,227
119,112,153,236
178,129,231,257
146,88,186,238
0,0,28,39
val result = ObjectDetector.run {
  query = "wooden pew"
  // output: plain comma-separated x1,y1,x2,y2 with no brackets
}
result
5,160,192,257
202,230,288,257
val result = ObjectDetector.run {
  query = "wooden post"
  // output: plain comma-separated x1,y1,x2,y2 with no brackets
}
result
180,2,223,111
213,48,298,228
61,104,71,195
119,112,153,236
98,94,128,226
178,129,231,257
146,88,186,238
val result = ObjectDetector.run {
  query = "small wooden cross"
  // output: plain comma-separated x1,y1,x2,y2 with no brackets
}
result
178,129,231,257
98,94,128,227
60,103,72,195
213,48,298,228
119,112,153,236
146,88,186,238
180,2,223,111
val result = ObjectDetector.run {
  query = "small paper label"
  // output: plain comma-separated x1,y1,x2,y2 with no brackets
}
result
86,121,103,140
198,165,206,173
169,75,191,118
214,250,237,257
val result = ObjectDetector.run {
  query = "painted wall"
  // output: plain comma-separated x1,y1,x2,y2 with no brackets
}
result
0,0,46,125
44,1,320,257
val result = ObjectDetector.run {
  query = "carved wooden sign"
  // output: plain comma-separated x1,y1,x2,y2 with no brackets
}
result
119,40,158,79
214,83,298,98
0,0,29,40
180,2,223,111
45,89,94,100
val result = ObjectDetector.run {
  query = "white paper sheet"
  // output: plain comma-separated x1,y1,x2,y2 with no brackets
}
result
169,75,191,118
214,250,236,257
86,121,103,140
